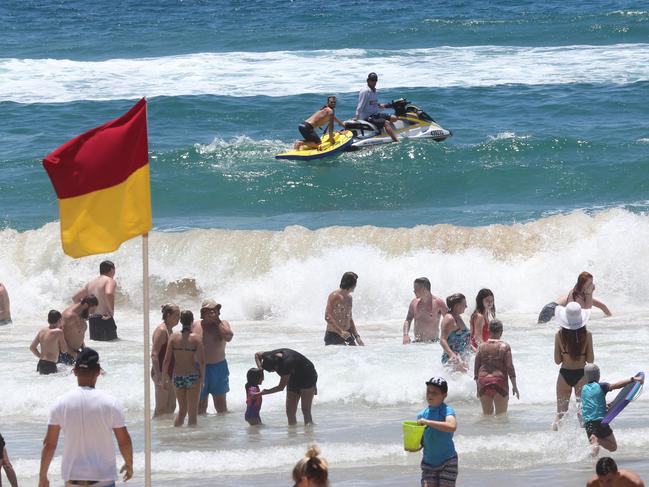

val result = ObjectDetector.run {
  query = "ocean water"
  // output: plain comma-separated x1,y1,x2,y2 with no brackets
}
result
1,1,648,485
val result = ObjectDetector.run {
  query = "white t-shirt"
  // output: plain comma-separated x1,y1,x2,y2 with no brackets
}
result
355,85,380,120
48,386,125,481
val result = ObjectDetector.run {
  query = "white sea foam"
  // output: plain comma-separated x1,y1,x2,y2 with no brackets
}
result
1,44,649,103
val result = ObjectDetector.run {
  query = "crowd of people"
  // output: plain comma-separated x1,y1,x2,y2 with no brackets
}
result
0,266,645,486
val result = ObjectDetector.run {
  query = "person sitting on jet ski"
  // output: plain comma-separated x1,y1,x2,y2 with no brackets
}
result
354,72,399,143
293,96,347,150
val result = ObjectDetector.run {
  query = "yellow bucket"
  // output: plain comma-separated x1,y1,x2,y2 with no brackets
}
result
402,421,425,452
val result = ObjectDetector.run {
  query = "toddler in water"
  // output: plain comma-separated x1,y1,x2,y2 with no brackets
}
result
245,367,264,425
581,364,643,455
416,377,458,487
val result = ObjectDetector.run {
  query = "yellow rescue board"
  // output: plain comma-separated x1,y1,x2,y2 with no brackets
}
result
275,130,354,161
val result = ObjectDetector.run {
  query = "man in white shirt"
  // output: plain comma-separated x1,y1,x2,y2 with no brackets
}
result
38,347,133,487
354,72,399,142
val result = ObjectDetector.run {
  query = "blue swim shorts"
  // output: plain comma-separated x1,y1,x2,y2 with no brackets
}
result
200,359,230,400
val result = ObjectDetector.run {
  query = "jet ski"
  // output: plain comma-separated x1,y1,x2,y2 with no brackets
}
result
343,98,451,149
275,129,354,161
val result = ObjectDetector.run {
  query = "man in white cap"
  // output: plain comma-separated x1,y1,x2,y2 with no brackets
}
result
192,299,233,414
39,347,133,487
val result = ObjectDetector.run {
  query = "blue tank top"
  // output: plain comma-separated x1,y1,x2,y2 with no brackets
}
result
417,403,457,467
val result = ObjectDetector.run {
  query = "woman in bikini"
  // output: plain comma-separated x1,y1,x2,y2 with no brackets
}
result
553,302,594,430
470,289,495,351
151,303,180,418
440,293,471,373
162,310,205,427
474,319,519,415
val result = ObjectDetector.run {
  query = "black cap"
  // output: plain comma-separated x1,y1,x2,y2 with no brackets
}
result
426,376,448,393
75,347,101,370
367,72,378,81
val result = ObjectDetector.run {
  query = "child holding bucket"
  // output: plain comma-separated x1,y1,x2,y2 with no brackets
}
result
416,377,458,487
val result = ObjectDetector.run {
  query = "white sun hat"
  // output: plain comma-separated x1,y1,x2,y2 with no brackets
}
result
555,301,590,330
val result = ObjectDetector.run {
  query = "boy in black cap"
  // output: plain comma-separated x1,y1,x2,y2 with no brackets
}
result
39,347,134,486
416,376,458,486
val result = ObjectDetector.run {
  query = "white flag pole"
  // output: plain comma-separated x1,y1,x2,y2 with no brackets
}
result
142,233,152,486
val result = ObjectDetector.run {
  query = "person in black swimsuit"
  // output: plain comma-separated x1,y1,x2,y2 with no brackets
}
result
552,302,594,430
254,348,318,425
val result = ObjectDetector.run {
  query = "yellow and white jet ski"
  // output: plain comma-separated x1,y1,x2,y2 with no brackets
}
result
275,129,354,161
343,98,451,149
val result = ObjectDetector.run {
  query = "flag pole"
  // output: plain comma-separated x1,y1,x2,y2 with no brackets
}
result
142,233,152,486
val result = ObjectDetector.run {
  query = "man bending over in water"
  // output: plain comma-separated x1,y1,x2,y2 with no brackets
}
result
73,260,118,341
0,282,11,326
294,96,347,150
60,295,98,364
403,277,448,344
30,310,69,375
324,271,364,346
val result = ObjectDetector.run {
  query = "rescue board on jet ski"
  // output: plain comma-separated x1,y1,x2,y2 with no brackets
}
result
275,130,353,161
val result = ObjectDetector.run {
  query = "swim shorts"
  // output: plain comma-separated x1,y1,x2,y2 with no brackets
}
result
58,352,75,365
89,315,118,341
200,359,230,400
37,359,58,375
174,373,200,389
367,112,392,130
288,368,318,394
324,330,357,346
421,455,458,487
585,420,613,440
298,122,321,144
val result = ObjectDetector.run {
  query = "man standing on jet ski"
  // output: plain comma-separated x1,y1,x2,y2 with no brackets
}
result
354,72,399,143
293,96,347,150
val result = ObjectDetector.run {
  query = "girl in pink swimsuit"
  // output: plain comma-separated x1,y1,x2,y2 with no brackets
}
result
470,288,495,351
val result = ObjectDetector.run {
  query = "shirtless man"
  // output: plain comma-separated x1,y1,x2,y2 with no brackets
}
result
0,282,11,325
73,260,118,341
192,299,233,414
30,310,68,375
403,277,448,344
587,457,645,487
293,95,347,150
60,295,98,364
324,271,365,346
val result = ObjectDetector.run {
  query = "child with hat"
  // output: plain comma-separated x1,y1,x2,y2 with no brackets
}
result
416,376,458,486
581,363,644,455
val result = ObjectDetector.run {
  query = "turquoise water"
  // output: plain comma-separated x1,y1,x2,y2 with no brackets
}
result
1,1,648,231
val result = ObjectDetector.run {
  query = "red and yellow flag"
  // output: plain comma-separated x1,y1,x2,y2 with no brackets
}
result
43,98,152,258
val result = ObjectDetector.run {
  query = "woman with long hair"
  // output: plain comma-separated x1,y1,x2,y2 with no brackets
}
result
162,310,205,427
538,272,611,323
552,302,594,430
440,293,470,373
470,289,495,350
151,303,180,417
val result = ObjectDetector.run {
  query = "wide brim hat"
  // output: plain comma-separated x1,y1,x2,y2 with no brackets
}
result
555,302,590,330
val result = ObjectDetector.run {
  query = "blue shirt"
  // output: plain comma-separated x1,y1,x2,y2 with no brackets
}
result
581,382,610,422
417,403,457,467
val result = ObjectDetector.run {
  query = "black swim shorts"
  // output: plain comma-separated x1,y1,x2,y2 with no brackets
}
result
288,368,318,394
298,122,321,144
585,420,613,440
89,315,118,341
37,359,58,375
324,330,357,346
